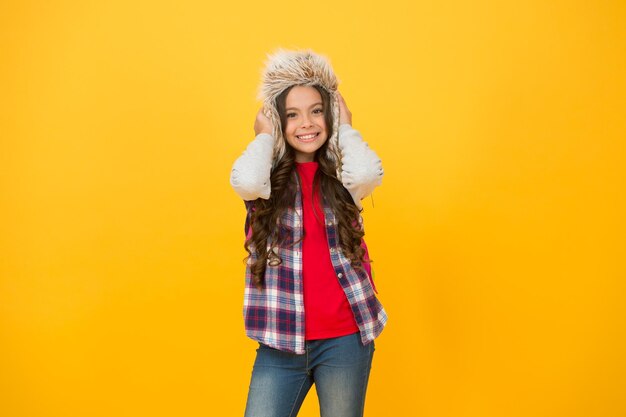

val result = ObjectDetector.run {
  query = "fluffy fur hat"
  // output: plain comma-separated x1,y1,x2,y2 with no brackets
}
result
258,48,342,177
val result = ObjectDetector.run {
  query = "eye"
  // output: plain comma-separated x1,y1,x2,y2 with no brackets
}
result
313,108,323,114
286,112,296,118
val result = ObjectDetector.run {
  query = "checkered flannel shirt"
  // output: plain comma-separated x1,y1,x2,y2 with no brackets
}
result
241,183,388,354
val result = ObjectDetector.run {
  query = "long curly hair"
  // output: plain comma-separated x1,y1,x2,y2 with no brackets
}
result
244,85,369,290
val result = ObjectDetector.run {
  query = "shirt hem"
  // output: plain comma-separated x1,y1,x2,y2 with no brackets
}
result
305,327,360,341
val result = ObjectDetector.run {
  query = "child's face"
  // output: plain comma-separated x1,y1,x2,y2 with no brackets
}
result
283,85,328,162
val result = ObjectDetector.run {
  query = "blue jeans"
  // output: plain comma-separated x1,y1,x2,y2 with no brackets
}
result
244,332,375,417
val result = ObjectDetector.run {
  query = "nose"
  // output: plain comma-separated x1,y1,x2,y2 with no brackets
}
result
301,115,313,128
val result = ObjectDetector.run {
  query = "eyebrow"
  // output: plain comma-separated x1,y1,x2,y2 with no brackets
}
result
285,102,323,111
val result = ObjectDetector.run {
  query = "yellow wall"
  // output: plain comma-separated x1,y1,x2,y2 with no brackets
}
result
2,1,625,416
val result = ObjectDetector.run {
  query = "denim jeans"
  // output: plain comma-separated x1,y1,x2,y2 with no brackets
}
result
244,332,375,417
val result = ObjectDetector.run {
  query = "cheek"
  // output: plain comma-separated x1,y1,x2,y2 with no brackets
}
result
284,124,299,147
285,120,297,138
319,121,329,138
319,119,328,135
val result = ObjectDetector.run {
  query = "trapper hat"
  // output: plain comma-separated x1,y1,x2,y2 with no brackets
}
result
258,48,343,178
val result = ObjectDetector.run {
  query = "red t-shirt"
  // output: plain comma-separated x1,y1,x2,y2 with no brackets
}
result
296,161,360,340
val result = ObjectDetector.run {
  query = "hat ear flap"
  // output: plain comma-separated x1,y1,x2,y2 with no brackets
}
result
327,92,343,181
265,104,284,168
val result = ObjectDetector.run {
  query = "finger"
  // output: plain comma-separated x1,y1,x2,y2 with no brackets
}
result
336,94,345,110
337,93,348,110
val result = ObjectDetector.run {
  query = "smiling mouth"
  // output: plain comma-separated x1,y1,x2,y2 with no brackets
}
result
296,132,319,142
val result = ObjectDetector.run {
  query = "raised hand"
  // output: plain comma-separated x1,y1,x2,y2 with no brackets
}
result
254,107,273,136
337,91,352,126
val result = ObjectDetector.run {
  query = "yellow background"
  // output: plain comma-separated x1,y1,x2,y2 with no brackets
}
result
1,1,625,416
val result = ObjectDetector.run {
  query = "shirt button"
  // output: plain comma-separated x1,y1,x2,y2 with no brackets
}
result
337,273,343,279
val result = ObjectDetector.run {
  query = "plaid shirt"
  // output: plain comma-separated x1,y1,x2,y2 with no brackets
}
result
242,180,388,355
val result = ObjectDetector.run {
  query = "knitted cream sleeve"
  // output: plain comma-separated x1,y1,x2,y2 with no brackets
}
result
230,133,275,201
338,124,384,210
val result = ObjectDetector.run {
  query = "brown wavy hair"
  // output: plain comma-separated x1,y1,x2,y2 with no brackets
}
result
244,84,369,290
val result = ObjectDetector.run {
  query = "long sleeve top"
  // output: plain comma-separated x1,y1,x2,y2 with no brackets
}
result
230,124,384,210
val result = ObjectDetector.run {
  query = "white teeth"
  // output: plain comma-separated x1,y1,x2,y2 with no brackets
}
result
298,133,317,139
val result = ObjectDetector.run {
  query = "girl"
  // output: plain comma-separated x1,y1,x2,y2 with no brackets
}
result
230,49,387,417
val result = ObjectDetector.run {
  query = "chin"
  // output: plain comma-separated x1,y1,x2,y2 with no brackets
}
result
299,143,324,154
